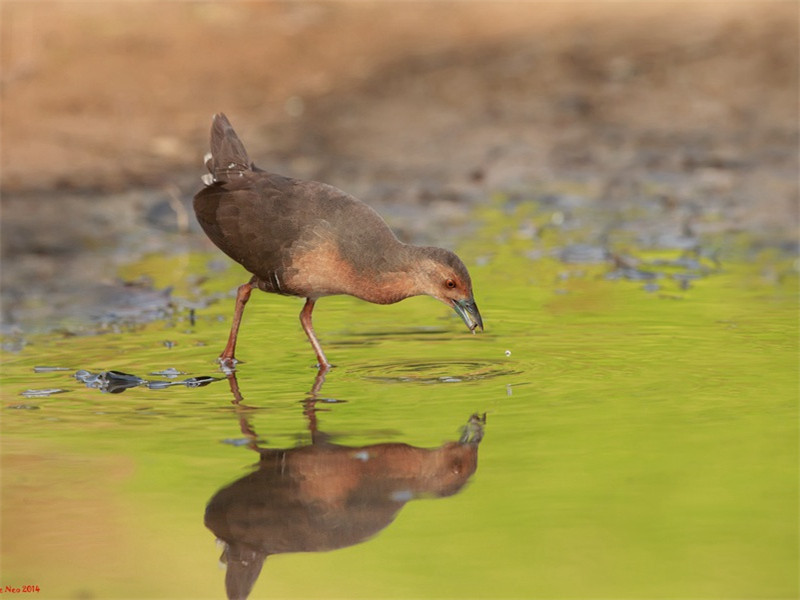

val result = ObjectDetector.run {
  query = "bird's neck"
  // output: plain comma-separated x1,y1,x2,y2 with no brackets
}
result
357,244,436,305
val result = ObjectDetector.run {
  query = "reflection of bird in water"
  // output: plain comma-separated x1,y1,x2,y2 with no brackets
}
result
193,113,482,370
205,368,486,600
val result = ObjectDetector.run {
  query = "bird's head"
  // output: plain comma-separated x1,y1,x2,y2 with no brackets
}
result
414,247,483,333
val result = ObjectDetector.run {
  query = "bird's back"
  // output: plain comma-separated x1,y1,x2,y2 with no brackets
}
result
193,114,402,299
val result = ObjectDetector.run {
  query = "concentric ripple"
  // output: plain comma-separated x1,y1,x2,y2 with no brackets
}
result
351,359,522,384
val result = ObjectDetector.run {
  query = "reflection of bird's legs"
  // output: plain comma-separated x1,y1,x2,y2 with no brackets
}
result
223,364,331,450
225,369,245,406
304,365,329,444
310,365,328,397
223,370,259,451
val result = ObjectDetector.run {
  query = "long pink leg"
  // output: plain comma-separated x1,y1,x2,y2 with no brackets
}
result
218,279,255,367
299,298,332,369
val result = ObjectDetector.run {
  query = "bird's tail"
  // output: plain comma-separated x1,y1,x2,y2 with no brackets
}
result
201,113,252,186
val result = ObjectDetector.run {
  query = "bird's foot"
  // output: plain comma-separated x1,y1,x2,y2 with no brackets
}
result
216,355,241,375
315,361,333,372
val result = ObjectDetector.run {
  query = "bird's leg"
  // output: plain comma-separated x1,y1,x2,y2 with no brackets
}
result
218,278,255,369
299,298,332,369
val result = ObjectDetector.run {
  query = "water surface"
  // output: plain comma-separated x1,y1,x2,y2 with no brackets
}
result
2,198,797,599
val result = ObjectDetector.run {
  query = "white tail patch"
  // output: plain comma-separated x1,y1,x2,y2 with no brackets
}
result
202,151,215,185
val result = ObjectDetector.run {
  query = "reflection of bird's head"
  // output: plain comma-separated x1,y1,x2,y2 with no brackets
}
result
217,541,268,600
415,441,480,498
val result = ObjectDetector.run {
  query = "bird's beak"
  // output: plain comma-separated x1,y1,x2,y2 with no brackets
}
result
452,298,483,334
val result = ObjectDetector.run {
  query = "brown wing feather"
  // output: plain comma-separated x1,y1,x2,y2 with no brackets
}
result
194,114,405,298
194,172,404,297
194,174,300,290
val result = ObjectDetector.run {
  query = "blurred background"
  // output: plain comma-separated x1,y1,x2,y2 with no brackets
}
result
1,1,797,333
2,4,798,599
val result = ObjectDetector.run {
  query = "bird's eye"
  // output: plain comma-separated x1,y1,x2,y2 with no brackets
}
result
445,279,457,289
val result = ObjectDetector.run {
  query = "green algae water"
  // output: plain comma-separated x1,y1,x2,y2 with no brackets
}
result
2,198,798,599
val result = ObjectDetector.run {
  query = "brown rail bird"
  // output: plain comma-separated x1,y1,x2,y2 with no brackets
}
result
193,113,482,369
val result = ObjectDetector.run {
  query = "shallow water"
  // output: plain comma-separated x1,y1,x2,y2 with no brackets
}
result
2,198,798,599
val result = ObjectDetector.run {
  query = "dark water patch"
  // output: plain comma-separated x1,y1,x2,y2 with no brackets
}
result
602,250,718,287
559,244,611,264
337,326,451,340
72,369,220,394
606,266,661,281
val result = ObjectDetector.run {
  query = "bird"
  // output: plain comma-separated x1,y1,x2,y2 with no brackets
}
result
193,113,482,370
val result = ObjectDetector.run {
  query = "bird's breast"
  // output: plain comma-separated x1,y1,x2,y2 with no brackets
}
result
282,238,414,304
